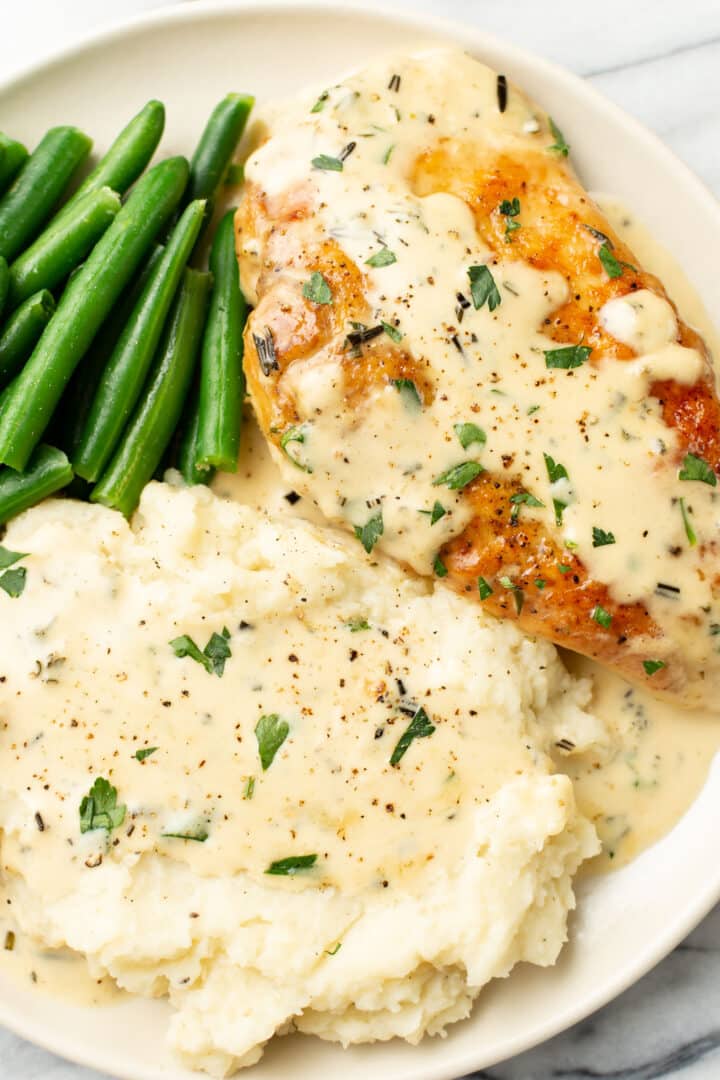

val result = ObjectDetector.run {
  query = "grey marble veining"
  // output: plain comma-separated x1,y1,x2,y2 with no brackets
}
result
1,1,719,1078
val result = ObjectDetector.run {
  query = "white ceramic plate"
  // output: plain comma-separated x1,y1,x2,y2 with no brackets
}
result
1,3,719,1078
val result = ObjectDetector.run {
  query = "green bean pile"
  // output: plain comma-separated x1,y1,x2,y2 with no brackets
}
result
0,92,253,524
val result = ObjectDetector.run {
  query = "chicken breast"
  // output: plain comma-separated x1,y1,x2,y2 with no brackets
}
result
236,47,720,705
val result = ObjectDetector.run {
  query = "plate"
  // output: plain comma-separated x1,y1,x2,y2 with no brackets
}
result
0,3,719,1078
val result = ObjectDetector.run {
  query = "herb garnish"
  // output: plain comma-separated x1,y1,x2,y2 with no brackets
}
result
366,247,397,268
345,322,384,353
325,942,342,956
390,706,435,766
266,854,317,876
535,578,546,589
544,343,591,369
679,497,697,546
592,527,616,547
79,778,126,835
583,225,611,245
498,575,524,615
382,144,395,165
496,73,508,113
591,605,612,629
643,659,666,676
468,265,501,311
454,422,486,449
169,627,232,677
509,490,544,523
433,461,484,490
543,453,570,525
478,576,493,600
244,776,255,799
419,500,447,525
679,453,716,486
388,73,401,92
346,617,370,632
280,424,313,473
162,825,209,843
354,510,384,554
392,378,422,410
302,271,332,305
598,243,623,279
548,118,570,156
253,327,278,375
382,320,402,342
311,154,344,172
0,545,26,568
255,714,290,771
499,197,521,241
0,545,28,598
311,90,329,113
135,747,158,762
433,554,448,577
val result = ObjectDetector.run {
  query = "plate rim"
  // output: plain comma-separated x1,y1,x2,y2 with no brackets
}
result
0,3,718,1078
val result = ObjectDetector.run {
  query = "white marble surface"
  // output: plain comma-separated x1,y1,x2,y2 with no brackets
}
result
1,1,719,1078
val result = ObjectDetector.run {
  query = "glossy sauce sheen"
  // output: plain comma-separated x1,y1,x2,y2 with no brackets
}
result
238,48,720,702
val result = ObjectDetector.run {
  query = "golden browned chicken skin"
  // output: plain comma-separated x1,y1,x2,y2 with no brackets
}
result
236,48,720,704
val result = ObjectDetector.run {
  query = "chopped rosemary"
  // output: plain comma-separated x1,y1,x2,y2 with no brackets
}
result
135,747,158,762
599,243,623,279
0,567,26,598
79,778,126,835
433,554,448,577
381,319,402,342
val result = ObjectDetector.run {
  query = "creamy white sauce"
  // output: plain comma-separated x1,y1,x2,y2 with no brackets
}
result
241,48,720,699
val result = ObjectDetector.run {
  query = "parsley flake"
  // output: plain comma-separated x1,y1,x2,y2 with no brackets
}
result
366,247,397,268
433,554,448,577
0,567,27,598
499,197,521,241
468,265,501,311
592,526,616,547
499,575,524,615
346,617,370,632
679,497,697,546
544,453,570,525
311,90,329,114
544,343,591,369
392,378,421,410
419,500,447,525
535,578,546,589
478,576,493,600
454,422,486,449
266,854,317,876
643,660,666,676
170,628,232,677
591,605,612,629
510,490,544,523
162,824,209,843
135,747,157,762
548,118,570,156
255,714,290,771
280,424,313,473
679,453,716,487
354,510,384,554
433,461,484,490
0,545,26,569
302,271,332,305
599,243,623,279
382,320,402,343
390,706,435,766
312,154,343,171
79,778,126,835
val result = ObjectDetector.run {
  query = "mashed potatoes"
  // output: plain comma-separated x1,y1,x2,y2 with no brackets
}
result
0,481,599,1074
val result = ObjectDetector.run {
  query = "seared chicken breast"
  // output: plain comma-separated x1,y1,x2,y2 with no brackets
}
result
236,47,720,705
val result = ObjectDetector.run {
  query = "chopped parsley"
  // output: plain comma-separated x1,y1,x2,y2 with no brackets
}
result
679,497,697,546
679,453,716,487
79,778,126,835
310,90,329,113
433,554,448,577
468,265,501,312
548,118,570,156
643,659,666,676
558,563,571,574
544,343,592,369
135,747,158,762
382,320,403,343
592,526,616,547
162,825,209,843
599,243,623,279
325,942,342,956
454,422,486,449
255,714,290,771
302,271,333,305
280,424,312,473
0,545,26,568
346,616,370,632
432,461,484,490
499,575,524,615
543,453,570,525
390,706,436,766
591,605,612,629
478,576,493,600
535,578,546,589
510,490,544,523
266,854,317,876
366,247,397,268
527,404,540,415
170,628,232,677
419,500,446,525
244,776,255,799
311,154,343,171
499,197,521,240
0,567,26,598
392,378,422,410
354,510,384,554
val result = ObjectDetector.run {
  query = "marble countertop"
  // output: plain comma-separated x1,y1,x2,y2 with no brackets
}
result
1,1,719,1078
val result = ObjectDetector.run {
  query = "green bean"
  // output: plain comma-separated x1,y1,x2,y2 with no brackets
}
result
185,93,254,216
0,444,72,525
73,198,206,481
195,210,246,471
0,135,28,195
65,100,165,207
55,245,164,457
0,156,189,472
0,127,92,262
177,390,215,485
0,257,7,320
0,291,55,389
92,268,211,517
6,187,120,311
